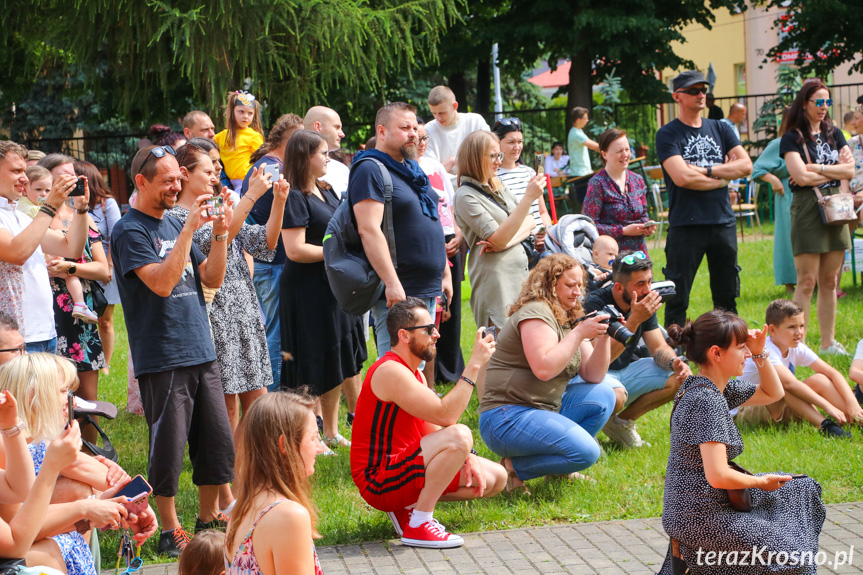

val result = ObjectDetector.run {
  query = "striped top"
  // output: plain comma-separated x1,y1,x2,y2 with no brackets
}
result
497,164,543,229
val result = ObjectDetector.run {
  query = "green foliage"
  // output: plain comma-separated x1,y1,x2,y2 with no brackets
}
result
749,65,802,150
757,0,861,80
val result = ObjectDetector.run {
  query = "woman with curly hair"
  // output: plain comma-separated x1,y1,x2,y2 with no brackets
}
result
478,253,615,492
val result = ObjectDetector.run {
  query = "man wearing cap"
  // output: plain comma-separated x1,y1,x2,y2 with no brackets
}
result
655,71,752,328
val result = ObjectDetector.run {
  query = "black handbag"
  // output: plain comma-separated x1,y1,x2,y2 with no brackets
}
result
87,279,109,318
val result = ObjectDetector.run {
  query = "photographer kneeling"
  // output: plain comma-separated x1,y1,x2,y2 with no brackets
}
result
582,251,691,449
478,254,616,493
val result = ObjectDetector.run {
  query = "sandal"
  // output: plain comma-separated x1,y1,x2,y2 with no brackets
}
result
550,471,595,483
499,457,530,495
323,432,351,449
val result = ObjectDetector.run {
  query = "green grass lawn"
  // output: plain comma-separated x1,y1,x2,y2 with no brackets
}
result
96,231,863,567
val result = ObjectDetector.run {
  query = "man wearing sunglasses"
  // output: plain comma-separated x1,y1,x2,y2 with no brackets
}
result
583,251,691,449
111,145,234,556
655,70,753,328
351,298,505,549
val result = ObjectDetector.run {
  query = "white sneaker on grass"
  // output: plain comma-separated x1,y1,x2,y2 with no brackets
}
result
602,415,650,449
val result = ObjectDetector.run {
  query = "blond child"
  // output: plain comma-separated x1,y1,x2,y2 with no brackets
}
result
18,167,98,324
737,299,862,438
214,91,264,192
17,166,52,219
587,234,619,291
178,530,225,575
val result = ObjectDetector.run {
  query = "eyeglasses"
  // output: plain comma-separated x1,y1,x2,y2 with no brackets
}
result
403,323,437,336
418,136,429,142
809,98,833,108
619,251,647,266
488,153,504,162
676,87,708,96
492,117,522,132
0,344,26,355
142,145,176,168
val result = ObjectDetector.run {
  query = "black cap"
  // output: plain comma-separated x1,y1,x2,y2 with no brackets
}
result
672,71,708,92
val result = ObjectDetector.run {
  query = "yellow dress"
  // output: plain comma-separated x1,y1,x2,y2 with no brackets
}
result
214,128,264,181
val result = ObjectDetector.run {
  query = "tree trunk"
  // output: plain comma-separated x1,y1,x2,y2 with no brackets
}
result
449,72,468,112
566,50,593,126
476,55,491,116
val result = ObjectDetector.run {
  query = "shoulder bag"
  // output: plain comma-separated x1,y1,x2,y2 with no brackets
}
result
670,383,753,512
323,158,397,316
797,131,857,226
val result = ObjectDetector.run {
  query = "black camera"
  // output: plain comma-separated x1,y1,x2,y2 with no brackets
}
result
578,305,636,346
69,177,86,197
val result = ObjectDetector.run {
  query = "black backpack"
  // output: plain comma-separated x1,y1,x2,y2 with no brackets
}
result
323,158,397,316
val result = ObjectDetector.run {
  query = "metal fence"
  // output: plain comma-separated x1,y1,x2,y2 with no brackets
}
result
24,134,142,206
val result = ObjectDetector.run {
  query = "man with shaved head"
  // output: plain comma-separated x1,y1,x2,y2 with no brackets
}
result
305,106,350,193
721,103,747,140
182,111,216,141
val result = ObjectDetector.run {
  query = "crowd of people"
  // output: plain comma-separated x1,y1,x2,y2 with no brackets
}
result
0,71,861,573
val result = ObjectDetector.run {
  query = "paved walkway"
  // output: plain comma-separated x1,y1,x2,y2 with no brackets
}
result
125,501,863,574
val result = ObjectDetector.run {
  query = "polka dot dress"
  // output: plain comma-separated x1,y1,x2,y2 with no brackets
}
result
657,376,825,574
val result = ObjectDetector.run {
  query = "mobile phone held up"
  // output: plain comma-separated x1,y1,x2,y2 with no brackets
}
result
262,163,280,183
69,177,86,197
482,325,498,342
115,475,153,502
67,391,75,427
207,195,224,217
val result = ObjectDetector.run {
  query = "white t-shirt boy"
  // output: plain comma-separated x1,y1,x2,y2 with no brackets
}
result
741,335,818,384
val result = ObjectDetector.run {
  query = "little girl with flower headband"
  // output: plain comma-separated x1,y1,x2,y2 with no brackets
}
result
214,91,265,192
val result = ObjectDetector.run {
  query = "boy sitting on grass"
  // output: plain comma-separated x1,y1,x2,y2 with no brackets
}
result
736,299,861,438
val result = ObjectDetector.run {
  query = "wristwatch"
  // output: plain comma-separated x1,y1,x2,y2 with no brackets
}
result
68,263,77,275
214,233,228,242
1,420,26,438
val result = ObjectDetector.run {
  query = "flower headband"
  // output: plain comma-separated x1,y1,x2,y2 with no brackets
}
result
235,90,256,107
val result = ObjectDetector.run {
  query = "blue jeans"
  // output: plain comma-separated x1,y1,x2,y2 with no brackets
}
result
479,380,616,480
370,296,437,356
26,337,57,354
253,261,282,391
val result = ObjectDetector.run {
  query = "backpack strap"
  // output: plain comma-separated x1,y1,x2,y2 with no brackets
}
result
351,157,397,269
462,181,510,215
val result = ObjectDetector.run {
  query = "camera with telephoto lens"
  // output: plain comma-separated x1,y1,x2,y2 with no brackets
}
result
579,305,636,346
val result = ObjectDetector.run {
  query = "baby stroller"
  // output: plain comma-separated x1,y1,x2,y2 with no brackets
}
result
545,214,599,266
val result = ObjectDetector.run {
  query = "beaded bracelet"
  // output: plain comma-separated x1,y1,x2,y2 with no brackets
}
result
39,205,57,218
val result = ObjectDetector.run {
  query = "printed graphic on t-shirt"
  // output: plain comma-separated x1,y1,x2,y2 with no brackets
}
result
682,135,724,167
815,139,839,164
154,237,198,298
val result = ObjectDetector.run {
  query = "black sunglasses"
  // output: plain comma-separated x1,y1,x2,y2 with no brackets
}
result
676,87,708,96
403,323,436,336
493,117,522,132
0,344,26,355
143,145,176,168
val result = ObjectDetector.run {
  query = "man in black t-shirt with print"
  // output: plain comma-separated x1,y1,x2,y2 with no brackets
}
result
112,146,234,557
655,71,753,328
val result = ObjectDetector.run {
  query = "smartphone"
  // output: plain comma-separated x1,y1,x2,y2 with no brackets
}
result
69,177,86,197
537,225,546,235
482,325,498,341
789,474,808,479
208,195,224,217
441,293,449,313
643,220,658,227
262,163,280,183
67,391,75,427
115,475,153,500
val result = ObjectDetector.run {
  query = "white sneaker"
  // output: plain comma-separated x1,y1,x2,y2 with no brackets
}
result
602,416,650,449
820,341,850,356
72,303,99,324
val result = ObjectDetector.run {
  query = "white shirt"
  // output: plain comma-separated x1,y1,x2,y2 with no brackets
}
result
854,339,863,361
544,154,570,177
419,156,457,236
0,197,56,342
322,158,350,195
741,336,818,384
425,113,491,180
497,164,543,230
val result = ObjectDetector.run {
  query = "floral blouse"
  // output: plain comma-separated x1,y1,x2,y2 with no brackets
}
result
582,168,649,254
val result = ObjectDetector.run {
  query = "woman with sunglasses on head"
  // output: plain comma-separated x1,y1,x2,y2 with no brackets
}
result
279,130,368,451
492,118,553,242
779,81,854,355
582,128,654,254
478,254,615,493
658,311,824,574
168,143,288,439
453,131,547,333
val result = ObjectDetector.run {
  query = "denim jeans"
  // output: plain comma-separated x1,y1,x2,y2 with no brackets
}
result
479,380,616,480
370,296,437,356
253,261,283,391
26,337,57,354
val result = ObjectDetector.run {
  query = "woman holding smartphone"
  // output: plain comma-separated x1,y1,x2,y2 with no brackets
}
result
582,128,654,254
279,130,367,450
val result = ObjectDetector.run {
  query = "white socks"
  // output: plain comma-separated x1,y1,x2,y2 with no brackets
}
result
409,509,433,528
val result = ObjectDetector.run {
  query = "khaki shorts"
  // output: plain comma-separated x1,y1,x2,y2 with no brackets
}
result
734,401,802,426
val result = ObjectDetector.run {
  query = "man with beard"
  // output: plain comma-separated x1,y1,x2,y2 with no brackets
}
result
582,251,691,450
350,298,506,549
349,102,452,354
